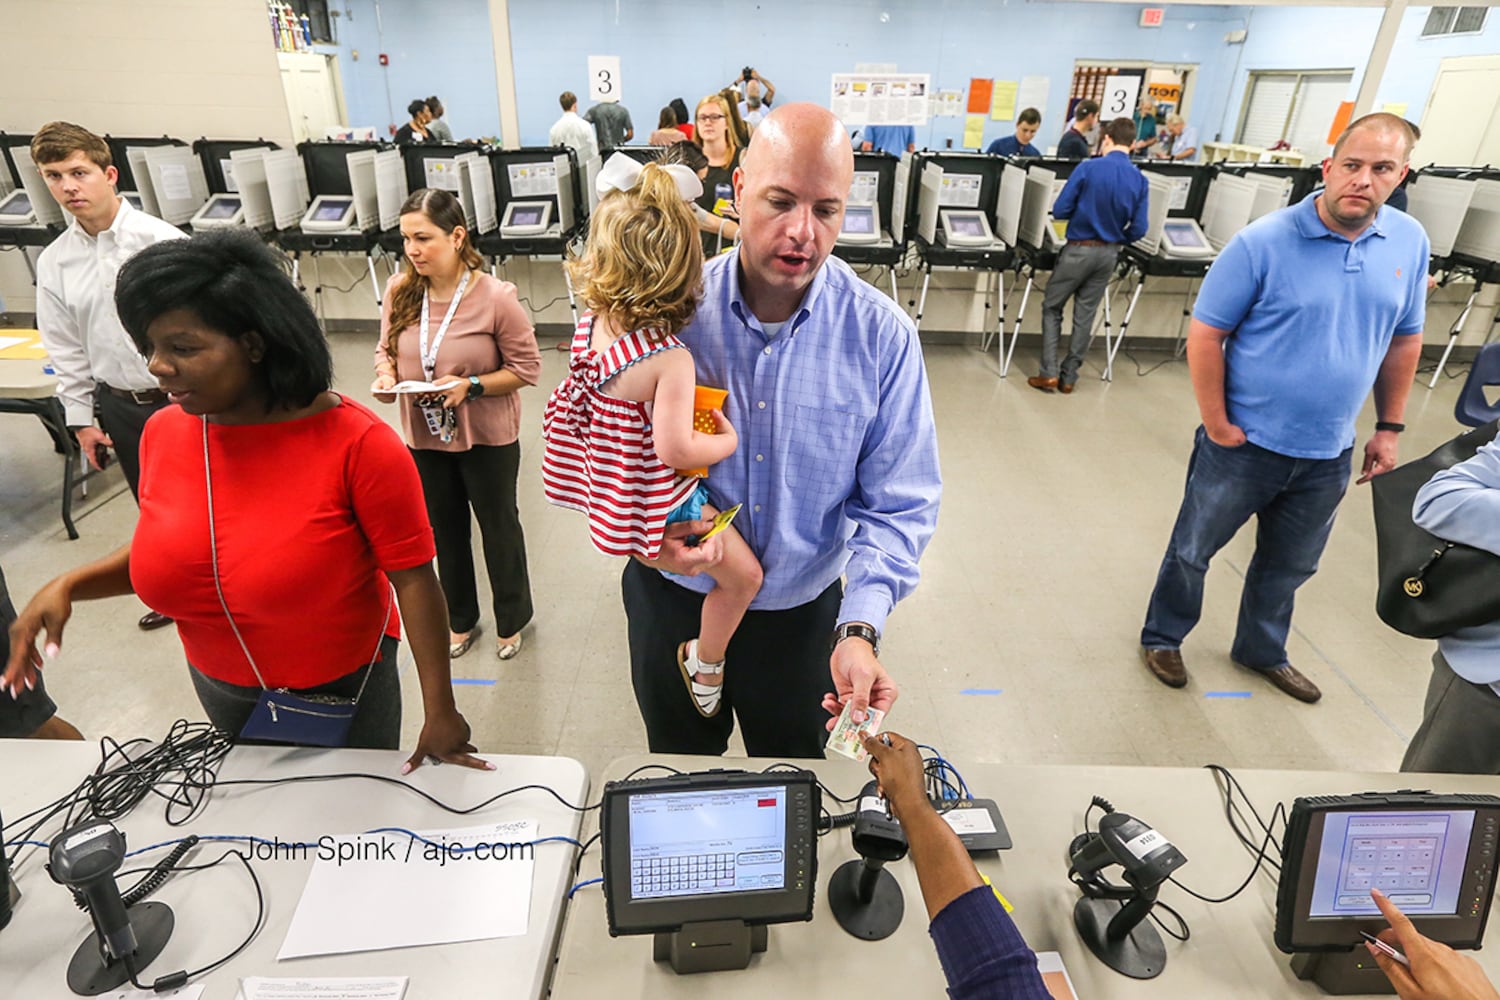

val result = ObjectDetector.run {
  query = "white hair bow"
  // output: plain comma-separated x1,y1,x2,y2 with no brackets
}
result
596,152,703,201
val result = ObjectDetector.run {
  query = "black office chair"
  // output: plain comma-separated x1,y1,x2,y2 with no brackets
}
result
1455,342,1500,427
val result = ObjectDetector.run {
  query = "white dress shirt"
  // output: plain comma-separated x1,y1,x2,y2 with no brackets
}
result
549,111,599,165
35,197,185,426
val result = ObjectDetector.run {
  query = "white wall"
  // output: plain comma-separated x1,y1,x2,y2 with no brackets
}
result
0,0,293,145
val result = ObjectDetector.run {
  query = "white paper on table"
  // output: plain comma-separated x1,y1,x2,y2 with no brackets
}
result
157,162,192,200
100,983,205,1000
1035,951,1081,1000
0,335,30,351
278,820,537,959
238,976,408,1000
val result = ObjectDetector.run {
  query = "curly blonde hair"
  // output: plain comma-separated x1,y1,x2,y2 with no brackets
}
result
566,163,700,340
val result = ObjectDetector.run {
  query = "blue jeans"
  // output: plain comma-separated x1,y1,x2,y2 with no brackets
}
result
1141,427,1352,670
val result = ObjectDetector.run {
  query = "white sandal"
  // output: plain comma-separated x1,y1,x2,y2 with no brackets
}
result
677,640,725,718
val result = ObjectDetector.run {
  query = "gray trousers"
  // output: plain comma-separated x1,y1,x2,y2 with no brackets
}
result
1039,243,1119,383
1401,649,1500,775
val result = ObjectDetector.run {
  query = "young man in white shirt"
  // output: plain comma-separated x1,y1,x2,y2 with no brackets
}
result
31,122,184,630
548,91,599,165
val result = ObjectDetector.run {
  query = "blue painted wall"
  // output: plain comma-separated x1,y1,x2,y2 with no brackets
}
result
326,0,501,141
322,1,1500,158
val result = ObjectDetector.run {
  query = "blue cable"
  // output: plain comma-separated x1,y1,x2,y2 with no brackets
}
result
0,831,588,859
568,877,603,899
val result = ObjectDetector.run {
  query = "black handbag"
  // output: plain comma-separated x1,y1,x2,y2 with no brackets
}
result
1372,420,1500,638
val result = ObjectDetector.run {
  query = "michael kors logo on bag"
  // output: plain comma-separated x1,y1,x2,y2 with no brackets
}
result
1404,576,1425,598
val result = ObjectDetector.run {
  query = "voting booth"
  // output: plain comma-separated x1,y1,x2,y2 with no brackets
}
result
910,151,1015,342
990,157,1077,376
187,139,278,234
268,139,393,305
478,146,586,325
1413,167,1500,385
0,133,68,281
832,151,906,302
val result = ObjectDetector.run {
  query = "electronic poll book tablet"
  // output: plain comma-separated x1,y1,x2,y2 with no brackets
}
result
1158,219,1216,258
938,209,997,248
499,200,553,237
600,769,819,937
190,193,245,231
0,189,36,226
1275,791,1500,954
837,203,882,246
299,195,357,233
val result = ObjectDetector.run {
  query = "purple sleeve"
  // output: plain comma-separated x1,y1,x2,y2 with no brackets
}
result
929,886,1053,999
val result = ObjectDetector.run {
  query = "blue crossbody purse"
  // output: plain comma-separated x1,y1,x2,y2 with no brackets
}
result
202,417,392,747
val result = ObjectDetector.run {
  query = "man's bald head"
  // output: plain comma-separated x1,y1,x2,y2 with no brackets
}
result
1333,112,1418,162
742,103,854,183
731,103,856,321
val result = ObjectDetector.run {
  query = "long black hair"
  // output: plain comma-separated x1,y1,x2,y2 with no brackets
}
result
115,229,331,410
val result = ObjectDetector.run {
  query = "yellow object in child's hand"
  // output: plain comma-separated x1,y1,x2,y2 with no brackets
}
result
679,385,729,479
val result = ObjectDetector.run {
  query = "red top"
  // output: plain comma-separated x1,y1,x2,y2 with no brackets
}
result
541,316,698,559
131,397,436,689
676,122,696,141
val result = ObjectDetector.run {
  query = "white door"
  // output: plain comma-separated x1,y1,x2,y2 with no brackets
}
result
1418,55,1500,168
279,52,347,144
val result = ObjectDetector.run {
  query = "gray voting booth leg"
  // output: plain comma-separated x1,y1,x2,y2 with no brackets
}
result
1428,280,1484,389
889,265,899,304
1104,271,1147,383
562,264,580,327
1000,268,1036,377
914,265,932,331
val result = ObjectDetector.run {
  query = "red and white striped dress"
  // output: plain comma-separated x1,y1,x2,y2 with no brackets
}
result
542,316,701,559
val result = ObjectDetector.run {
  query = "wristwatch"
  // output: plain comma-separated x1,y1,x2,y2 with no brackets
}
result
1375,421,1405,433
831,622,880,656
466,375,485,400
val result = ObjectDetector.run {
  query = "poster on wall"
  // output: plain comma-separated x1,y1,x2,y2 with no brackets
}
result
587,55,622,104
931,89,964,117
1017,76,1050,119
990,81,1018,122
831,73,931,126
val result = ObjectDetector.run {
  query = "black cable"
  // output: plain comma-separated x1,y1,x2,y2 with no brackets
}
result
1166,766,1286,904
517,294,571,315
119,835,199,907
209,773,600,815
1151,899,1192,942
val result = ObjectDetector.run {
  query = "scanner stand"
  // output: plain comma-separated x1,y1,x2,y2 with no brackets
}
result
652,920,767,974
66,900,173,996
1290,949,1398,995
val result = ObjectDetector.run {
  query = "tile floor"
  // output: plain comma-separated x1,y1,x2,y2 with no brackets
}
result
0,331,1473,779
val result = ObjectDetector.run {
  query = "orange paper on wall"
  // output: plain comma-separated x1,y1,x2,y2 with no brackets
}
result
679,385,728,479
967,79,993,115
1326,101,1355,146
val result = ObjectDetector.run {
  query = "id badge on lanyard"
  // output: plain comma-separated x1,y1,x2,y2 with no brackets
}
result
419,272,471,443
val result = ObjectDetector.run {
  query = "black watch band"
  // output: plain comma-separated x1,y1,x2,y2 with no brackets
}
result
831,622,880,656
1375,421,1405,433
467,375,484,399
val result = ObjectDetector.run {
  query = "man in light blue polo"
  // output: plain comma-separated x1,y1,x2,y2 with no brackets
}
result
1139,113,1428,703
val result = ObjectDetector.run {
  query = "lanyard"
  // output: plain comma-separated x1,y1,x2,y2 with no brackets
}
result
418,271,471,382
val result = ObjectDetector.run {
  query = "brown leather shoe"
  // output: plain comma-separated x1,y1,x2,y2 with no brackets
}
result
1058,381,1075,394
1027,375,1058,393
1243,662,1322,703
1140,646,1188,688
138,611,173,631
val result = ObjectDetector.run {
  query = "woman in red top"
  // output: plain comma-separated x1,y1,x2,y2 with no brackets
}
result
372,189,541,661
2,230,487,772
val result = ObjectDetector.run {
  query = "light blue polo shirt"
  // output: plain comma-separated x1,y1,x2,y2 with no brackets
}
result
1193,193,1429,459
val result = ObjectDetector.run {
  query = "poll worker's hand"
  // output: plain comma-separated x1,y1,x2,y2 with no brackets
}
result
1358,431,1400,485
1204,421,1247,449
3,579,75,698
371,372,398,404
404,707,493,773
1367,888,1500,1000
74,425,113,471
860,730,930,820
433,378,469,411
823,638,898,731
639,520,725,577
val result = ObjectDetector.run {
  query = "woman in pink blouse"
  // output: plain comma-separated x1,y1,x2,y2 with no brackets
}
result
373,189,541,661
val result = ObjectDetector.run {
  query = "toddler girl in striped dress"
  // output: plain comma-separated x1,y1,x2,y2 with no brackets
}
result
542,158,761,719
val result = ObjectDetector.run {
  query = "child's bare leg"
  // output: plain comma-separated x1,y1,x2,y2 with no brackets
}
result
691,514,762,685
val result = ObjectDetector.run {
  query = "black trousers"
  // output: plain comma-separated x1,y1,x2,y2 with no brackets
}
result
409,442,533,636
622,559,838,758
94,387,168,501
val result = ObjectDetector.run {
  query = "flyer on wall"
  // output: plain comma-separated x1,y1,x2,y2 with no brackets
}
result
831,73,932,127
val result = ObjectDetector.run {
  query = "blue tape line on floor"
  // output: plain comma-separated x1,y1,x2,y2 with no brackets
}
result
451,678,497,686
1204,691,1252,698
960,688,1003,695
